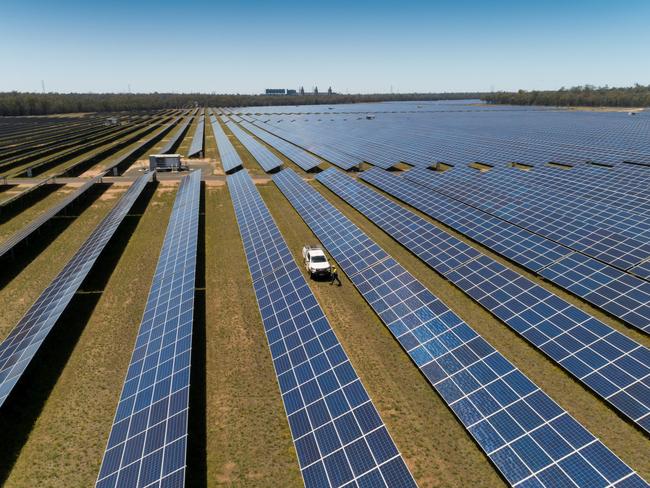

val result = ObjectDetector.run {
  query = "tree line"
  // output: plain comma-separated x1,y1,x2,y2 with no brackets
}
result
483,84,650,108
2,85,647,116
0,92,484,116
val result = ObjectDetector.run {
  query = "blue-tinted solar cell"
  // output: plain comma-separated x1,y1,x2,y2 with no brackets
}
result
0,173,150,409
272,168,645,488
226,169,416,488
630,260,650,281
96,170,201,488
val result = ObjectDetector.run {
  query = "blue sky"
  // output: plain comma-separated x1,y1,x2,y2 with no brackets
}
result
2,0,649,93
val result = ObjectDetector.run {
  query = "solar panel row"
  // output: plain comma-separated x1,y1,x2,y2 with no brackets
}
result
226,169,417,488
160,114,194,155
12,117,148,177
243,107,650,169
272,167,647,488
359,168,650,335
404,166,650,272
248,119,361,170
96,170,201,488
226,121,283,172
0,176,100,260
317,168,650,434
187,112,205,158
209,116,243,174
239,120,321,171
247,117,397,169
0,173,151,409
101,115,185,176
539,254,650,334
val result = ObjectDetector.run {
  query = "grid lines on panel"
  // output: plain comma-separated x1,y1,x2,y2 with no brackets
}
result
95,170,200,488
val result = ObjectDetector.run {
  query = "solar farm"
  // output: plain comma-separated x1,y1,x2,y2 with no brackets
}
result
0,101,648,488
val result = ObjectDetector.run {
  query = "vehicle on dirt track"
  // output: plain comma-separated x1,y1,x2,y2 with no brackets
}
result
302,245,331,278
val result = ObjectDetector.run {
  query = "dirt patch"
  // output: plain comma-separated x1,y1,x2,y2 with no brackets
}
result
204,179,225,187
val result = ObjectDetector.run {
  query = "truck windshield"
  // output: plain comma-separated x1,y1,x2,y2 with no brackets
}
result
312,256,327,263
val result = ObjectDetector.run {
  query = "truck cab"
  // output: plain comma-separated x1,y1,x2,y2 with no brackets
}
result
302,245,331,278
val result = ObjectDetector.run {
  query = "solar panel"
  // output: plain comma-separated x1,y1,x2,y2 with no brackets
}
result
540,253,650,334
359,168,650,334
273,167,647,487
209,117,243,174
242,107,650,170
0,173,151,408
243,117,361,170
630,260,650,281
403,166,650,271
226,169,416,488
448,256,650,433
348,168,650,431
187,113,205,158
240,121,321,171
95,170,201,488
159,113,194,155
365,170,571,272
227,122,283,172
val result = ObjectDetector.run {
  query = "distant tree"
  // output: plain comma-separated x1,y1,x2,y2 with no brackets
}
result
482,84,650,108
0,90,490,115
328,86,332,95
299,86,305,95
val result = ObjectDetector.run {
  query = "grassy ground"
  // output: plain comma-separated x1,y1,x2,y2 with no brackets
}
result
0,184,175,487
0,184,73,242
308,179,650,480
204,185,302,486
203,115,219,171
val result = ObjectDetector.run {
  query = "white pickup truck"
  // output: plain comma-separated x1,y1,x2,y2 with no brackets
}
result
302,245,332,278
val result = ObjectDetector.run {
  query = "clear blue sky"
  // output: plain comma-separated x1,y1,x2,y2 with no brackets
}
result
2,0,648,94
